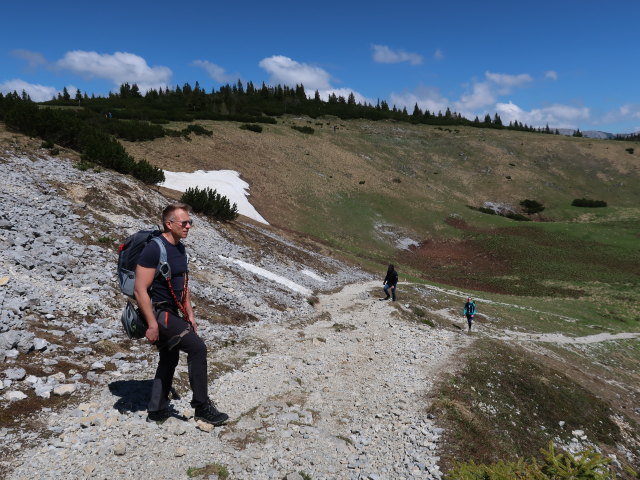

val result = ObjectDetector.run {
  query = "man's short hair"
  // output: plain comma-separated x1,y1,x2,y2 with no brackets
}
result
162,203,192,231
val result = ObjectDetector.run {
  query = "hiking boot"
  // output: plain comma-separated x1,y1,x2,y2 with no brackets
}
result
194,399,229,426
146,409,170,424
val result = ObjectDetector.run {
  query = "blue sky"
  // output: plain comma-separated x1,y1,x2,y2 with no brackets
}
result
2,0,639,133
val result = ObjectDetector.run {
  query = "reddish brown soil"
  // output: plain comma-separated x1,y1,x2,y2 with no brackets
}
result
401,237,513,294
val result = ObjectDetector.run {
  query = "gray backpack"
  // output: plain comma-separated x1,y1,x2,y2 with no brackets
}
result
117,230,171,339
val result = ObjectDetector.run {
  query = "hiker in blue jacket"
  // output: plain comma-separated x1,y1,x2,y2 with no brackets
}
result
135,203,228,426
382,264,398,301
463,297,476,331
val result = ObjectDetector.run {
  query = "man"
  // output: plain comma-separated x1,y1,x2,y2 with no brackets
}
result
135,203,228,426
463,297,476,332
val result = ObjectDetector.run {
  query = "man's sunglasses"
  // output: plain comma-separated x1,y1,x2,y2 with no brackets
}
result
170,220,193,227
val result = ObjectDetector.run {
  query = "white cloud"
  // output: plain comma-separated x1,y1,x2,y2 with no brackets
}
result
318,88,375,105
454,71,533,112
258,55,331,91
56,51,172,92
433,48,444,61
11,49,47,69
496,101,590,128
258,55,371,105
191,60,234,83
0,79,58,102
612,104,640,121
455,81,496,111
390,85,449,114
545,70,558,80
485,72,533,88
600,104,640,132
372,44,423,65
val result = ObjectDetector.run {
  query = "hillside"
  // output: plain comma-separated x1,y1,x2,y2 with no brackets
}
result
1,124,639,478
125,117,640,328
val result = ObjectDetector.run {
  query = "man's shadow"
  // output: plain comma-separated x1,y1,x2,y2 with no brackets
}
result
108,380,153,413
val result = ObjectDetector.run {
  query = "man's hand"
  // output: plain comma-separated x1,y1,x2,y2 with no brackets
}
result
145,323,159,344
187,314,198,333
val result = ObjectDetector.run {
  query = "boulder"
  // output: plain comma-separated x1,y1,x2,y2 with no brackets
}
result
53,384,76,396
4,391,27,401
4,367,27,381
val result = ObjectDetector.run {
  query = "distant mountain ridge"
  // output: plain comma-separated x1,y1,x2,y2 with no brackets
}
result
556,128,616,139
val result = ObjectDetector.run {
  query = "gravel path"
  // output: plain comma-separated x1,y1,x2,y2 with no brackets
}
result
8,281,464,480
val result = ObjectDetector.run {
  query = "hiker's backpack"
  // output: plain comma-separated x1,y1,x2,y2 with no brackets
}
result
117,229,172,339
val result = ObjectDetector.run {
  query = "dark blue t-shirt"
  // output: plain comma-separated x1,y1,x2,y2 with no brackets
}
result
137,236,188,304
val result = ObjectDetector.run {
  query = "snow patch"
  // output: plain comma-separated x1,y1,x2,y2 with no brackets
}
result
301,269,326,283
160,169,268,224
374,223,419,250
219,256,312,295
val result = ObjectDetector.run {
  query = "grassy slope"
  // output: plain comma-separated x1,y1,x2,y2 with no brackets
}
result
122,118,640,472
123,117,640,332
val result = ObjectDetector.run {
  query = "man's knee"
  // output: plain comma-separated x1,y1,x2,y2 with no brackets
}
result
183,333,207,357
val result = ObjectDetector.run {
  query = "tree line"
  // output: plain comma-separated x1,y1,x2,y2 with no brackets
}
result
0,78,595,186
36,80,559,134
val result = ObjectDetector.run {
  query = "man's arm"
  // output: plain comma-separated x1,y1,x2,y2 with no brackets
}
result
134,265,159,343
182,281,197,332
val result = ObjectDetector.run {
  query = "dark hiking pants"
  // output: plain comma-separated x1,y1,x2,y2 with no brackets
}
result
384,284,397,301
147,309,208,413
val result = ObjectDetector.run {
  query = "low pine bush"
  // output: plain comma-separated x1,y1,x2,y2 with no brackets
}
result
102,119,166,141
240,123,263,133
291,125,314,134
181,186,238,221
183,124,213,136
133,159,165,184
572,198,607,208
520,199,545,214
3,98,164,184
448,441,614,479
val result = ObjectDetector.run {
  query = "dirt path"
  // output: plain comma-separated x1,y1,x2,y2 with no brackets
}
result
8,281,466,480
422,284,640,345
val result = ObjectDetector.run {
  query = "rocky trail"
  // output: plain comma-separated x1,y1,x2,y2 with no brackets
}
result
7,281,463,480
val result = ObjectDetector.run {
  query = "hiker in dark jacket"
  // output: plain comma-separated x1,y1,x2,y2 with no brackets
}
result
463,297,476,331
135,203,228,426
383,264,398,301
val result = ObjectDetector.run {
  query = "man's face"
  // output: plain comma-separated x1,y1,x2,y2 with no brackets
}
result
167,208,192,239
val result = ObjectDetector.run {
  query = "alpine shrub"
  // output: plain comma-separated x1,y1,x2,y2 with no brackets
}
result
571,198,607,208
183,124,213,136
240,123,263,133
181,186,238,221
520,199,545,214
291,125,314,134
133,159,165,184
448,441,614,479
101,119,166,141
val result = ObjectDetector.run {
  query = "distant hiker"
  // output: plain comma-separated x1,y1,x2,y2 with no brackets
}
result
382,264,398,301
135,203,228,426
463,297,476,331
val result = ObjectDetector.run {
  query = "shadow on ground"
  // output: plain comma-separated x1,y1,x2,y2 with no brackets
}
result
108,380,152,413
